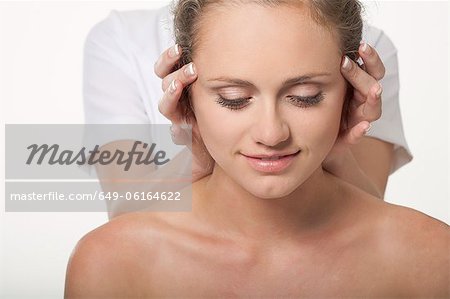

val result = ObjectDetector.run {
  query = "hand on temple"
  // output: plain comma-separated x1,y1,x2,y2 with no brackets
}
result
323,42,386,197
155,44,214,181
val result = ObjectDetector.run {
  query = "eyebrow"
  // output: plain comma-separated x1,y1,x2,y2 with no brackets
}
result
207,73,332,88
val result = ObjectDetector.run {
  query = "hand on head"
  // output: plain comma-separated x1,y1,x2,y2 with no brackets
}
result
155,44,214,180
322,42,384,173
340,42,384,142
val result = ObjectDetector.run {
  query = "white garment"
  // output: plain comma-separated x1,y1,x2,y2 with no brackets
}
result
83,5,412,174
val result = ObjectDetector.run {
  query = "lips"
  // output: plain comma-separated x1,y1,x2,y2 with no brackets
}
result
242,150,300,173
242,150,301,160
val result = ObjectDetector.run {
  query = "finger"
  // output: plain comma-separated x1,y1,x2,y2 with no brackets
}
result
158,79,183,122
343,121,371,145
154,44,182,78
362,83,383,121
161,62,197,91
341,55,379,97
358,42,386,81
170,123,192,146
349,83,383,125
174,121,206,157
353,89,366,105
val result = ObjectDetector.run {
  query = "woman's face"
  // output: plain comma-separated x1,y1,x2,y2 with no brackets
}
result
190,3,347,198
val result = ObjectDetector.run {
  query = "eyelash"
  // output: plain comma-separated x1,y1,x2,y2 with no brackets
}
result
215,93,325,111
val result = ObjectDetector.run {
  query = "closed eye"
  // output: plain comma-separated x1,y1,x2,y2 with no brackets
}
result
286,93,325,108
215,92,324,111
215,96,252,111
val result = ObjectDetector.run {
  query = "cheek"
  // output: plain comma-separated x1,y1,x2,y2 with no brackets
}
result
190,85,240,158
294,90,345,152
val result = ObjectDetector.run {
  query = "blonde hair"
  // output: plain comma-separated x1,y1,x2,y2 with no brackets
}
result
171,0,364,123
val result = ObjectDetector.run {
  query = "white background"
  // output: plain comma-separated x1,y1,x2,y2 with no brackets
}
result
1,1,449,297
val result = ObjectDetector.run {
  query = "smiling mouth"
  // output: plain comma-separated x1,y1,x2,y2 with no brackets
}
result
243,150,301,160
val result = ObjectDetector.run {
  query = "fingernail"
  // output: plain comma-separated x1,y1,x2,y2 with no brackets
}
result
168,44,180,58
342,56,351,70
376,84,383,97
356,56,364,67
185,63,196,77
364,123,372,134
172,124,180,135
360,42,371,55
169,79,177,94
174,44,180,56
180,123,192,130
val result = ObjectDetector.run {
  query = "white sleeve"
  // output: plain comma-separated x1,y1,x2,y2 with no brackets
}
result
83,11,151,125
363,24,413,174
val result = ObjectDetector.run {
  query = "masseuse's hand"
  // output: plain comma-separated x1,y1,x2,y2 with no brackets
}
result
323,42,385,197
155,45,214,181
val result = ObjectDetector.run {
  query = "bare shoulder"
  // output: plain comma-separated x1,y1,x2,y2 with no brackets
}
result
377,202,450,296
64,212,171,298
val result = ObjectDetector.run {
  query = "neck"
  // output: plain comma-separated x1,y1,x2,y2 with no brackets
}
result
192,164,348,244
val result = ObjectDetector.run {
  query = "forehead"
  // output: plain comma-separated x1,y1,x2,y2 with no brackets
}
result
193,3,342,83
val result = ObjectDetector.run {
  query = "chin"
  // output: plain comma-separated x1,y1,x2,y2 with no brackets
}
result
242,176,305,199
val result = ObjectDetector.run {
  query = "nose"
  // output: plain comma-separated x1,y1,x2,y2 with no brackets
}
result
251,103,290,147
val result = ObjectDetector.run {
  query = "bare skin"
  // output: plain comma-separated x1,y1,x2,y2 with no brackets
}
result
65,173,449,298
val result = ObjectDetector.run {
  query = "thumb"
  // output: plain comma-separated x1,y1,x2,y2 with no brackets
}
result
343,121,371,145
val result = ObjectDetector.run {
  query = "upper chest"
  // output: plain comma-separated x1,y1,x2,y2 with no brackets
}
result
129,232,399,297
